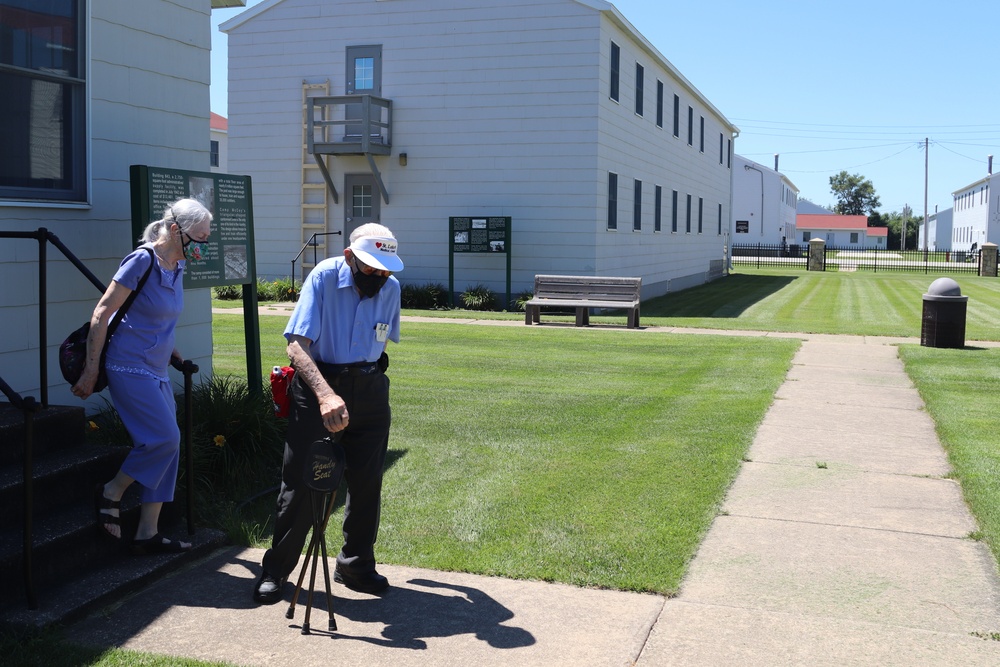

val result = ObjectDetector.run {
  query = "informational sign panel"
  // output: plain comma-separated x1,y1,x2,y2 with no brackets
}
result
129,165,262,392
129,165,256,288
450,216,510,253
735,220,749,233
448,216,512,308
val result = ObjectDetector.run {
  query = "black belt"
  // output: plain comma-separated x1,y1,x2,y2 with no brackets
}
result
316,360,381,377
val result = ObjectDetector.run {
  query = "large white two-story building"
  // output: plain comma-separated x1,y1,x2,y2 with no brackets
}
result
221,0,739,299
951,174,998,252
731,155,798,247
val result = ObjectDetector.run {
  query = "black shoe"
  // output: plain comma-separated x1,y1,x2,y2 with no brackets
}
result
253,572,285,604
334,565,389,594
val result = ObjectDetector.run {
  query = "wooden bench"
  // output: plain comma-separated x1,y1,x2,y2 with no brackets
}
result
524,275,641,328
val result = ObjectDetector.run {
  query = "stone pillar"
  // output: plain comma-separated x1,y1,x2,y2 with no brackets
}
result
807,238,826,271
980,242,998,277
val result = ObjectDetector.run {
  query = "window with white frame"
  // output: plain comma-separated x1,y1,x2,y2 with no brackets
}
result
633,179,642,231
634,63,643,116
609,41,620,102
607,172,618,230
0,0,86,202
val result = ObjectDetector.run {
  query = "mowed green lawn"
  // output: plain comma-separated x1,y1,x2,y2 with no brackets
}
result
404,268,1000,340
215,267,1000,582
215,314,798,594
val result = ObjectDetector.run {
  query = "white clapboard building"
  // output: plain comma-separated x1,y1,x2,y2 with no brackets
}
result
0,1,236,408
221,0,738,299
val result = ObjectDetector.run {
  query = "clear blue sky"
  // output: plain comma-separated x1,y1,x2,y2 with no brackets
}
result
211,0,1000,217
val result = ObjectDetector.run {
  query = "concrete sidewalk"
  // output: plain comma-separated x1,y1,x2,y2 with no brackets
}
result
66,330,1000,665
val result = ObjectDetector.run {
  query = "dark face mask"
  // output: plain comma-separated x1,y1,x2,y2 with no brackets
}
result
352,263,389,298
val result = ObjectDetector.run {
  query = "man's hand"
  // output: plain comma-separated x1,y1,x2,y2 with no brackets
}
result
319,393,349,432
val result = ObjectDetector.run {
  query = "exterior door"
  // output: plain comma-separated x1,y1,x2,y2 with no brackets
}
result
344,174,380,242
345,45,382,139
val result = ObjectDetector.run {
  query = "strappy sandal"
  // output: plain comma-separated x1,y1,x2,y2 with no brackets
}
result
130,533,192,556
94,483,121,541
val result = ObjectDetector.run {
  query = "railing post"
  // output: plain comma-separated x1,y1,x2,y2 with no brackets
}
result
179,359,199,535
21,395,39,609
37,230,49,407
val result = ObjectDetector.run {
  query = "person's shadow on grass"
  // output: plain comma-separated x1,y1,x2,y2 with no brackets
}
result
318,578,535,650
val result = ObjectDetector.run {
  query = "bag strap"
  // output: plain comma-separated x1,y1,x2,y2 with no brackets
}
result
105,246,156,342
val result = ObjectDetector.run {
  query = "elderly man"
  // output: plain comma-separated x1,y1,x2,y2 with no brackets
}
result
254,223,403,604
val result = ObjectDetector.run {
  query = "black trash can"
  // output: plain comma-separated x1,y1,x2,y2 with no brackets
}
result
921,277,967,349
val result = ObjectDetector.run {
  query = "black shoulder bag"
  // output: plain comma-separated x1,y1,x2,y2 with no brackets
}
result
59,247,156,392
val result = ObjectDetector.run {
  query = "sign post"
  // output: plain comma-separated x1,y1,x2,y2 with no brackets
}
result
130,165,261,390
448,216,511,308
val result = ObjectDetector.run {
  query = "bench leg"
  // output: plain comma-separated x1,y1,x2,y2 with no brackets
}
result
525,307,532,325
628,308,639,329
576,307,589,327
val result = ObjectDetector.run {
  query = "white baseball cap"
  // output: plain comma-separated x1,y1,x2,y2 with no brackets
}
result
350,235,404,272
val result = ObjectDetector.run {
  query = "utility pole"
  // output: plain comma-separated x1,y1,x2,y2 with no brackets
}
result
902,204,909,251
923,138,929,259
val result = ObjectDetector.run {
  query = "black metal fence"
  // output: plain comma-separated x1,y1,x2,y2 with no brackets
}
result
732,243,983,275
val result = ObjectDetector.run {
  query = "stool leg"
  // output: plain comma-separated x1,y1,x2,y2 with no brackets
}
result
318,493,338,632
286,529,318,620
302,492,324,635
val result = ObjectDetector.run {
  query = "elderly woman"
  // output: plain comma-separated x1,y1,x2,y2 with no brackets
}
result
74,198,213,554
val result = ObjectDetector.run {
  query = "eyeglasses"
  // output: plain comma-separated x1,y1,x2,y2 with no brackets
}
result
182,230,210,244
352,255,391,277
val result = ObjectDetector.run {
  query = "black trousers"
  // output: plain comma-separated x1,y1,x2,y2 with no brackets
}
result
261,366,391,580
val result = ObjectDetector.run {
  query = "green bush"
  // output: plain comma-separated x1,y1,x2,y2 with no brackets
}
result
460,283,497,311
181,374,285,499
512,289,534,312
401,281,449,309
213,284,242,300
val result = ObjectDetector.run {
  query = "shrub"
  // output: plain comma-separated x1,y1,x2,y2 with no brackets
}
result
460,283,497,311
401,282,449,309
213,284,242,300
512,289,534,312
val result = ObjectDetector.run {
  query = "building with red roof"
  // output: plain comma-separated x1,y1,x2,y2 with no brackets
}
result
795,214,887,249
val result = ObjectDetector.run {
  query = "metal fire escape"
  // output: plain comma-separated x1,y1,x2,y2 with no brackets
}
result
304,94,393,205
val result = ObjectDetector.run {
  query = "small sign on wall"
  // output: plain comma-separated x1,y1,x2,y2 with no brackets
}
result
736,220,749,233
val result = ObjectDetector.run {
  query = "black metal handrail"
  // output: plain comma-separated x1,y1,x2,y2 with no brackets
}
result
1,228,200,610
290,231,343,298
0,377,40,609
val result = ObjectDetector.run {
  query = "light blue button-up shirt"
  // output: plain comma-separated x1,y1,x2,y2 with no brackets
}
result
284,256,400,365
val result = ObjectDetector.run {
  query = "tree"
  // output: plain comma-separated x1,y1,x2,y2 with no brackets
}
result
878,210,920,250
829,171,881,216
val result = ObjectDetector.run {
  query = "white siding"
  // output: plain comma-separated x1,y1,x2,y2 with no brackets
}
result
225,0,736,298
0,1,215,408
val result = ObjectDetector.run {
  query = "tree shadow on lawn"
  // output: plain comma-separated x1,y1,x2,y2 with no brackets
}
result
642,273,797,319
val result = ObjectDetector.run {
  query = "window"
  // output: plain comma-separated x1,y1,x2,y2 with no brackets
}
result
634,63,643,116
698,197,703,233
607,172,618,230
656,80,663,128
671,190,678,232
719,133,724,164
699,116,705,152
655,185,662,232
609,41,620,102
1,0,87,202
717,203,723,235
687,107,693,145
802,232,809,243
210,140,220,168
727,139,732,168
850,232,859,244
685,194,692,232
633,180,642,231
352,184,373,217
672,94,679,137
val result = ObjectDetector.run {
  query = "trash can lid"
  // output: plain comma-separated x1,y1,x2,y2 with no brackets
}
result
923,277,968,302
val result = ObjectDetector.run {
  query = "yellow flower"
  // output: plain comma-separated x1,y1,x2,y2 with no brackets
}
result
213,434,226,447
87,421,99,431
